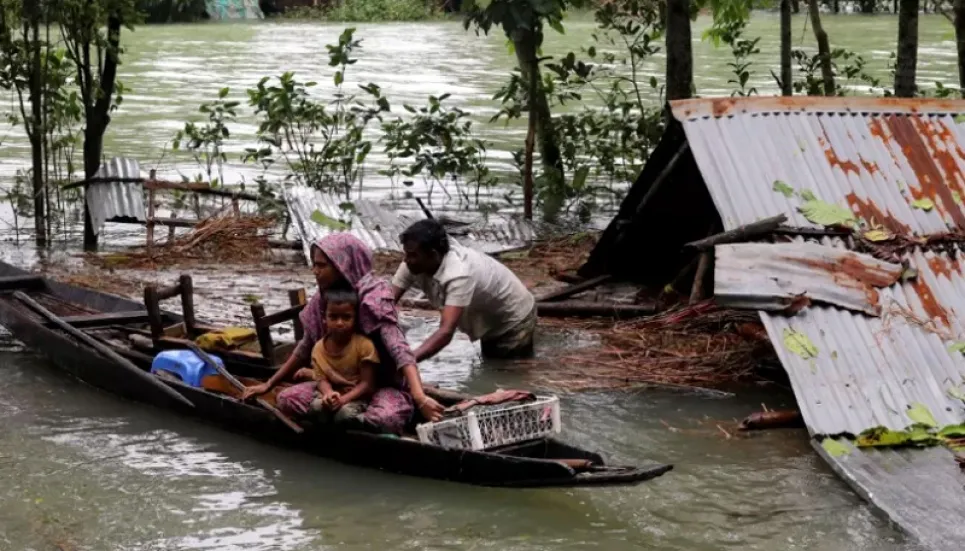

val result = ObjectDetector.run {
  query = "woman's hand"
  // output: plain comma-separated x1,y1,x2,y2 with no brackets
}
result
241,383,271,401
293,368,315,382
414,393,444,422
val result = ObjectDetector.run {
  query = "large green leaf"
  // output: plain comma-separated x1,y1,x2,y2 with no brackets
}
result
821,438,851,457
783,328,818,360
907,403,938,429
798,200,857,228
310,210,348,230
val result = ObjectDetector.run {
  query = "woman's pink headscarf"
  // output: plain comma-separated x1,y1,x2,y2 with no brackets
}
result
298,234,399,346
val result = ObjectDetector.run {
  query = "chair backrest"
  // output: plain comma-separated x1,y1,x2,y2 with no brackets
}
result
144,274,197,340
250,288,307,363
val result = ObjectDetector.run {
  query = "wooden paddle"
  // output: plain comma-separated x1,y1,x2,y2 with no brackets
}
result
13,291,195,410
182,340,304,434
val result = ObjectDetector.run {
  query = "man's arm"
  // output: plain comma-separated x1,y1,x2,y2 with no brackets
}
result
413,305,463,362
413,275,473,362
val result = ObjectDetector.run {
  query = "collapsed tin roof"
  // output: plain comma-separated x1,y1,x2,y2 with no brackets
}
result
583,97,965,550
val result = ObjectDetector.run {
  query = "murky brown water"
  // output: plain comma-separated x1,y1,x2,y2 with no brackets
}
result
0,12,954,551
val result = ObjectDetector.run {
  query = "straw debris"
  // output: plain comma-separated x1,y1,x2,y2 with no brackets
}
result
524,301,778,393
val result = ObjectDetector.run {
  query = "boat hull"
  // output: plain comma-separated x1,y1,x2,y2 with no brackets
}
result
0,262,672,488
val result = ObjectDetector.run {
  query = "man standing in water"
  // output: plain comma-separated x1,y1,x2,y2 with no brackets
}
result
392,219,537,361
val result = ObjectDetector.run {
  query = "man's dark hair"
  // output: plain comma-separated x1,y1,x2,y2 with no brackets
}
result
400,219,450,255
324,289,359,308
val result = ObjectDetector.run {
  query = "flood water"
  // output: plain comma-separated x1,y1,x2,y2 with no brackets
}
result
0,11,955,551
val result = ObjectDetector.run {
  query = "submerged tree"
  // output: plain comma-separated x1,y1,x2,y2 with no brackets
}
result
463,0,566,181
807,0,834,95
0,0,48,245
57,0,140,250
955,0,965,95
780,0,792,95
895,0,919,97
665,0,693,100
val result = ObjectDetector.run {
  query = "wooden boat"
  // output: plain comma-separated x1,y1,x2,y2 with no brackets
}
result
0,262,673,488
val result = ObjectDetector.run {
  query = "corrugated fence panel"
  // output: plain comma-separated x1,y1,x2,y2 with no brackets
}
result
85,157,147,236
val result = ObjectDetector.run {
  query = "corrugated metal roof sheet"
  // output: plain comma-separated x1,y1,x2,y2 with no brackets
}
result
715,242,902,316
671,97,965,235
816,439,965,551
85,157,147,236
284,185,536,263
668,98,965,437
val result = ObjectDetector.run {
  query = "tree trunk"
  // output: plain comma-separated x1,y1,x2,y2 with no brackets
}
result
808,0,836,96
792,0,800,13
81,15,123,251
26,13,45,246
833,0,839,12
781,0,793,96
956,0,965,96
895,0,919,97
861,0,875,12
665,0,694,101
511,27,563,178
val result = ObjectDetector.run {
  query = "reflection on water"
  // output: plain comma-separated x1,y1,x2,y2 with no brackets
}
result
0,317,920,550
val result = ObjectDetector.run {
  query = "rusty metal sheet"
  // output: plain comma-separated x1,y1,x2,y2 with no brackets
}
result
758,243,965,437
671,97,965,235
284,186,536,263
714,242,902,316
85,157,147,236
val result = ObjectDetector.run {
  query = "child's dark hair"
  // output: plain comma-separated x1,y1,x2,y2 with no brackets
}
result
324,289,359,308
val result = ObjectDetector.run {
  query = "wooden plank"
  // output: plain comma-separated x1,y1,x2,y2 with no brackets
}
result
536,301,657,319
535,275,611,303
685,214,787,250
42,310,151,329
183,341,303,434
12,291,195,409
256,304,304,328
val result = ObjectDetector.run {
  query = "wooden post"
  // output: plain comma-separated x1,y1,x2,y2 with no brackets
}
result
250,303,276,361
288,288,307,341
144,285,163,341
689,250,712,305
179,274,196,336
231,196,240,216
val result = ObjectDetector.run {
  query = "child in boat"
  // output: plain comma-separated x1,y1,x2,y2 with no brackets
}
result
305,288,379,426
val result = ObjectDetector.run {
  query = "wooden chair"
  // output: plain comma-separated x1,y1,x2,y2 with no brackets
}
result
250,288,307,364
144,274,204,340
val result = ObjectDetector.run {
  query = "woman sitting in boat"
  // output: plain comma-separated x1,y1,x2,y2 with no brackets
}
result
241,234,444,433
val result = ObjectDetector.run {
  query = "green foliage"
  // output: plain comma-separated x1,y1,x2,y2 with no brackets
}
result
788,48,883,97
490,0,666,222
282,0,438,22
245,28,389,198
718,18,759,97
462,0,569,39
172,87,239,187
381,94,496,206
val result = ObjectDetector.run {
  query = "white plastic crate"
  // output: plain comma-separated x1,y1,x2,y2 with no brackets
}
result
416,396,561,451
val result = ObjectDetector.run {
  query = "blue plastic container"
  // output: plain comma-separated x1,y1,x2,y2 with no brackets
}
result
150,349,224,388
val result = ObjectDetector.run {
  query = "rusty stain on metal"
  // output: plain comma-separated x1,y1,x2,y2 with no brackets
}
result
845,192,912,234
927,256,956,279
794,254,900,288
859,155,879,175
711,97,738,117
909,277,950,326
